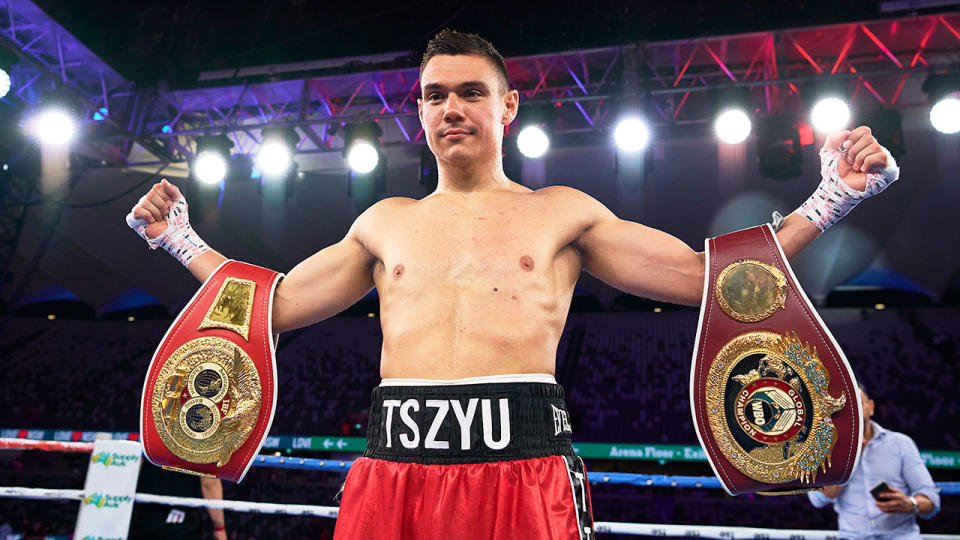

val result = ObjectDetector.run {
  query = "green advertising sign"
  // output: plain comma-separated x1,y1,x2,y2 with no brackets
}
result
5,429,959,469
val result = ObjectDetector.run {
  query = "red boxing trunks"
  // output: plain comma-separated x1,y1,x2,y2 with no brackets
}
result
334,375,594,540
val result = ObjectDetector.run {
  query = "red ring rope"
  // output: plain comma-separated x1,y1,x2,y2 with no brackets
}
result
0,438,94,453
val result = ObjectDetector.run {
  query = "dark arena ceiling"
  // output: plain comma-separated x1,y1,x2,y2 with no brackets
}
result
36,0,897,85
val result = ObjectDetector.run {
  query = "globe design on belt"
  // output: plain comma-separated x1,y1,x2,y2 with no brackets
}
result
151,336,262,467
705,331,847,487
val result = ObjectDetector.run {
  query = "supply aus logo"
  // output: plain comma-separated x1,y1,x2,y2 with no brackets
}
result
82,492,133,509
90,451,139,468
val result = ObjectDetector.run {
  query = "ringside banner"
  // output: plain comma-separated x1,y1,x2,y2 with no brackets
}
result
74,440,142,540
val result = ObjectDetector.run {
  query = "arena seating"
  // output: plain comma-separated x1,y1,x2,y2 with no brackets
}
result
1,308,957,449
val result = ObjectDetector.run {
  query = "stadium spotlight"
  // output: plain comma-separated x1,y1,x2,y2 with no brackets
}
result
340,123,386,213
0,49,14,100
192,135,233,185
714,109,752,145
256,126,299,178
614,117,650,153
930,98,960,134
31,108,76,146
348,141,379,173
515,104,553,159
922,73,960,135
342,122,383,174
0,67,9,100
810,97,850,133
517,125,550,158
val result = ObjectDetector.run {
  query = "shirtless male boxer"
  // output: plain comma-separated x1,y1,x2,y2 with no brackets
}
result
128,30,899,540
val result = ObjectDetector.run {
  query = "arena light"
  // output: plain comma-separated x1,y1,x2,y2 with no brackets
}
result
0,50,13,100
930,97,960,134
517,125,550,158
714,109,752,144
346,141,378,173
257,143,291,176
613,117,650,153
194,152,227,185
32,108,76,146
810,97,850,133
192,135,233,185
0,67,10,100
256,126,299,178
922,73,960,134
341,123,386,213
342,123,383,174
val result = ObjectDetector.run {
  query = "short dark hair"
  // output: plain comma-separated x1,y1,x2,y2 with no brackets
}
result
420,29,511,93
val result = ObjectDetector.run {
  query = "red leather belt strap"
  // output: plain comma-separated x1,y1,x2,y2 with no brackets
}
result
690,225,862,495
140,260,283,482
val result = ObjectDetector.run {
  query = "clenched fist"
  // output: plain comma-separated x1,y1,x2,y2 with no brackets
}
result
130,179,184,239
125,179,209,267
822,126,894,192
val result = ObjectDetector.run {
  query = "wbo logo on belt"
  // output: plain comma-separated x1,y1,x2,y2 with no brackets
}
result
690,225,863,495
140,260,283,482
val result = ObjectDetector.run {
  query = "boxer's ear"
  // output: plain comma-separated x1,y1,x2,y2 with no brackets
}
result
502,89,519,126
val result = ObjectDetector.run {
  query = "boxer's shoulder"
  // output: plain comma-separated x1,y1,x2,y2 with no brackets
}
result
533,185,605,211
353,196,418,227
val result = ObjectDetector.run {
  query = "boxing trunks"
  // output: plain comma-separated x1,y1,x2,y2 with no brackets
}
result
334,374,594,540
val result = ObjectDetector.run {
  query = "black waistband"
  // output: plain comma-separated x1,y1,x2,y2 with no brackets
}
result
364,381,574,464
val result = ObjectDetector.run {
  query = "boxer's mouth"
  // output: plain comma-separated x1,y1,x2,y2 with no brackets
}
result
442,128,473,138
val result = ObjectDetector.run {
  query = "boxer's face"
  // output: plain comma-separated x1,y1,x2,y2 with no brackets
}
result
418,54,518,168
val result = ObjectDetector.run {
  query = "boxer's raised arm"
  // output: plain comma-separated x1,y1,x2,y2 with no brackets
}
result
127,179,376,332
127,179,225,282
568,127,897,307
569,192,706,306
271,223,376,333
574,207,822,307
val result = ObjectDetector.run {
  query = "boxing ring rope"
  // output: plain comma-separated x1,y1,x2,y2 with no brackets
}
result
7,439,957,493
2,486,958,540
3,438,959,539
0,438,94,452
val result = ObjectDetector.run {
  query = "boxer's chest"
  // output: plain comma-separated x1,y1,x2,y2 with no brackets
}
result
373,196,572,291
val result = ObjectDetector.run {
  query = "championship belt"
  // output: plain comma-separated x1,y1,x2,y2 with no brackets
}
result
140,260,283,482
690,225,863,495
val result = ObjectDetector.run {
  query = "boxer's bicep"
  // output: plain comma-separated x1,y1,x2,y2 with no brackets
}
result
576,214,704,307
272,233,375,333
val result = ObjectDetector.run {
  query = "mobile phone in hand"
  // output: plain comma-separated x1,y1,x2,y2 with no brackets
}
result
870,482,892,500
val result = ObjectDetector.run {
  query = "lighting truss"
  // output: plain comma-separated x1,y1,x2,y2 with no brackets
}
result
3,0,960,169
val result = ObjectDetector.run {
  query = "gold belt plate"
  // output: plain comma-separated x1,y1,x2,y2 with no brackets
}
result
715,259,788,323
151,336,262,466
199,277,257,340
705,331,847,486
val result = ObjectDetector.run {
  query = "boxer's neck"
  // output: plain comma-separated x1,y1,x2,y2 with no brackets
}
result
435,157,512,194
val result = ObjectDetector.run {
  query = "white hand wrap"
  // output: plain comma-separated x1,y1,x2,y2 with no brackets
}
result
125,196,210,267
795,145,899,231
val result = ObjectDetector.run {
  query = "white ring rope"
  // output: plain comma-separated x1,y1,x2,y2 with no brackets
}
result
1,486,958,538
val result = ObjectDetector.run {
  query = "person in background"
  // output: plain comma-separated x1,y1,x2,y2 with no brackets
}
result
129,462,227,539
807,385,940,539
